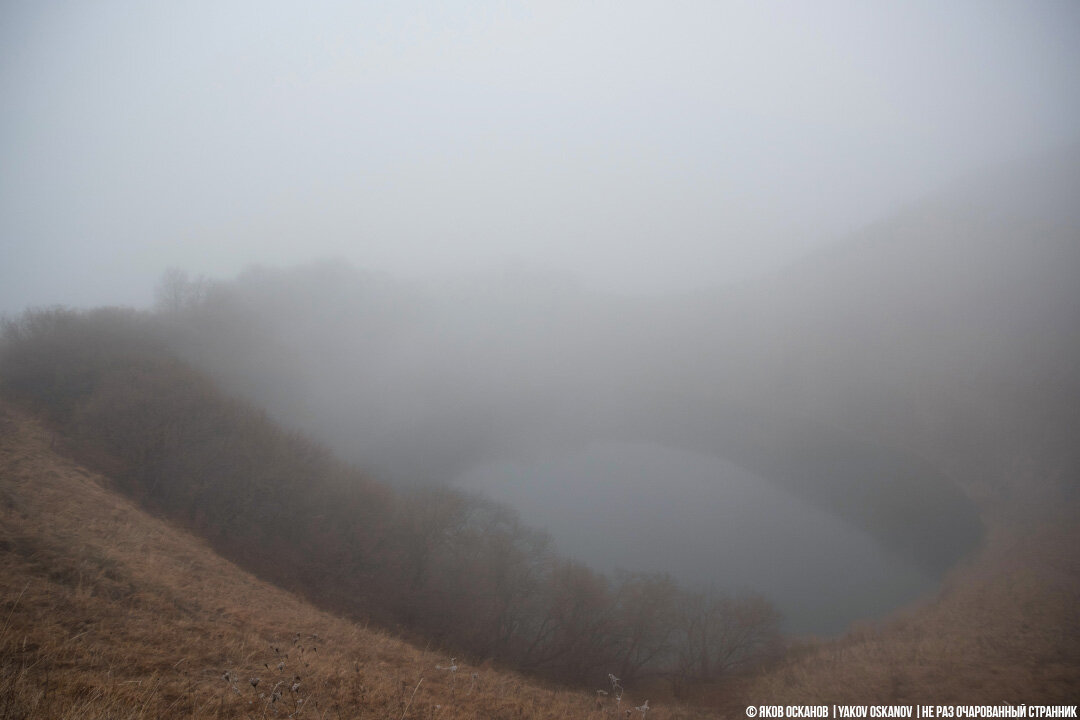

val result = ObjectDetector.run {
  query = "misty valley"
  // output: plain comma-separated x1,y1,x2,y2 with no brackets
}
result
2,3,1079,710
3,144,1079,712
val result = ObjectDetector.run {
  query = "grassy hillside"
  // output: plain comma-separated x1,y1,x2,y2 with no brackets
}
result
0,399,711,719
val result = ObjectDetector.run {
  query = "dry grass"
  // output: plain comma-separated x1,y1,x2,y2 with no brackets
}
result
0,401,709,719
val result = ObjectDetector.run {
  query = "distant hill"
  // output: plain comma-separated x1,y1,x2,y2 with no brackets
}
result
730,148,1080,702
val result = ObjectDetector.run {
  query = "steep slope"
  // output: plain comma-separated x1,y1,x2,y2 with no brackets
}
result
0,400,705,719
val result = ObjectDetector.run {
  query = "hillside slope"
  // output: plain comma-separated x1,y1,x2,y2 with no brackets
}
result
0,400,706,719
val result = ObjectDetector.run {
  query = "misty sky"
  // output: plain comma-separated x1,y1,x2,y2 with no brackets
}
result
3,0,1079,312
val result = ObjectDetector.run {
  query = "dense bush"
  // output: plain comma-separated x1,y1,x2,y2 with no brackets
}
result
0,307,781,688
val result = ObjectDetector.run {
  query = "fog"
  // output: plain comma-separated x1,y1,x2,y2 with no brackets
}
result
141,142,1079,629
3,2,1080,635
3,1,1080,311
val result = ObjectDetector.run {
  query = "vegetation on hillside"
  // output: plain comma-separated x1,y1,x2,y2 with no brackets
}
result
0,307,781,694
0,400,717,719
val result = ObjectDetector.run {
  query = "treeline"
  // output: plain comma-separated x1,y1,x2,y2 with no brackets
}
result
0,306,781,688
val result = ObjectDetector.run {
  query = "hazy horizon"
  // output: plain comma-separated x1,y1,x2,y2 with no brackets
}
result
4,1,1080,314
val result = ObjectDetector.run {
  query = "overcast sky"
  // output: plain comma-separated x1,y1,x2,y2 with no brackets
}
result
2,0,1079,312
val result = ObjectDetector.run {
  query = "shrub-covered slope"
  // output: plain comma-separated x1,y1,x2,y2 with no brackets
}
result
0,399,713,719
0,307,780,697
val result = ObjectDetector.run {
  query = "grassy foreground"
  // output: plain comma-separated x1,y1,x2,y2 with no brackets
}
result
0,401,709,719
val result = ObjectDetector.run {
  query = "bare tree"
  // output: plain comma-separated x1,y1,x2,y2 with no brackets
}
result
154,267,208,313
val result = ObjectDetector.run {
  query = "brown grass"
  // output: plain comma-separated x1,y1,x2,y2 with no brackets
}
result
0,401,708,719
